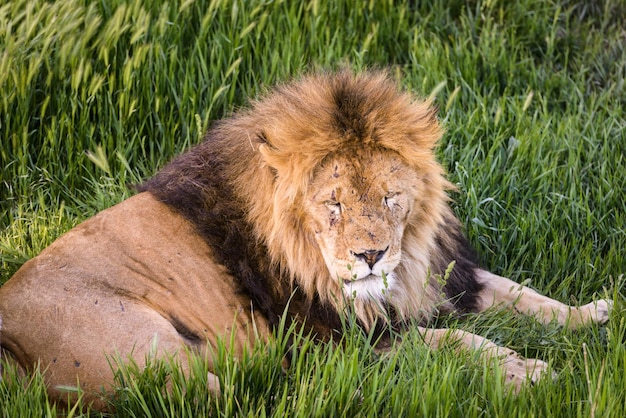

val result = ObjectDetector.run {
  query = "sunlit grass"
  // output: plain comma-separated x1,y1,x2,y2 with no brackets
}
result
1,0,625,416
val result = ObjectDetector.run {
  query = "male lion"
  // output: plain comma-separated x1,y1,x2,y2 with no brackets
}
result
0,70,611,410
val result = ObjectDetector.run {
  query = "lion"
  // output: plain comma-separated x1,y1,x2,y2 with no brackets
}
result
0,69,611,410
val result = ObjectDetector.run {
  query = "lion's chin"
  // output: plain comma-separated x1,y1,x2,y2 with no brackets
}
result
341,273,395,300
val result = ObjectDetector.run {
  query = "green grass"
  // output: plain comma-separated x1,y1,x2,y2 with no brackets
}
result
1,0,625,416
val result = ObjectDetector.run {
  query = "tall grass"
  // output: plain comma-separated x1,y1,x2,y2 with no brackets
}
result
1,0,625,416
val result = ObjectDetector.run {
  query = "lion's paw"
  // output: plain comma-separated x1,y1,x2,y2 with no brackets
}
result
501,356,553,390
578,299,612,326
207,372,221,394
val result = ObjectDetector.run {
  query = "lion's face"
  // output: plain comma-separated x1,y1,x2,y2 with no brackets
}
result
304,148,420,300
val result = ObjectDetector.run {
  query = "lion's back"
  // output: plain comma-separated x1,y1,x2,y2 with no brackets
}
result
0,192,270,378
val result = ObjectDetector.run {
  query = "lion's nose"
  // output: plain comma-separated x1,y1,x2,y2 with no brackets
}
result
353,248,387,269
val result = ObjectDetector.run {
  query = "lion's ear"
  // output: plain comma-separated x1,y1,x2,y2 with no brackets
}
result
257,142,276,165
257,142,311,205
256,132,283,171
256,130,291,172
257,142,289,180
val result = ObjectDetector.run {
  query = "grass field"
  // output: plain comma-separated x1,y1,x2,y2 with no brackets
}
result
1,0,625,416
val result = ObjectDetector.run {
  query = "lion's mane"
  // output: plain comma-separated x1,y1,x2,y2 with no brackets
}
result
138,70,482,335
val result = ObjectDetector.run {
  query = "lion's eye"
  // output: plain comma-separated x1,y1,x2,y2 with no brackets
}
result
383,192,400,208
325,200,341,227
325,200,342,212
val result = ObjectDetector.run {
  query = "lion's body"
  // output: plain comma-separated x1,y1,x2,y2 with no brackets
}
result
0,192,267,407
0,70,611,410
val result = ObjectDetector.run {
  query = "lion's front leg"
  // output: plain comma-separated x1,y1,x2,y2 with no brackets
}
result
418,327,551,389
474,269,611,329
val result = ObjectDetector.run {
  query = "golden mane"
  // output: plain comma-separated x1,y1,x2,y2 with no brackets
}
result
216,70,456,327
